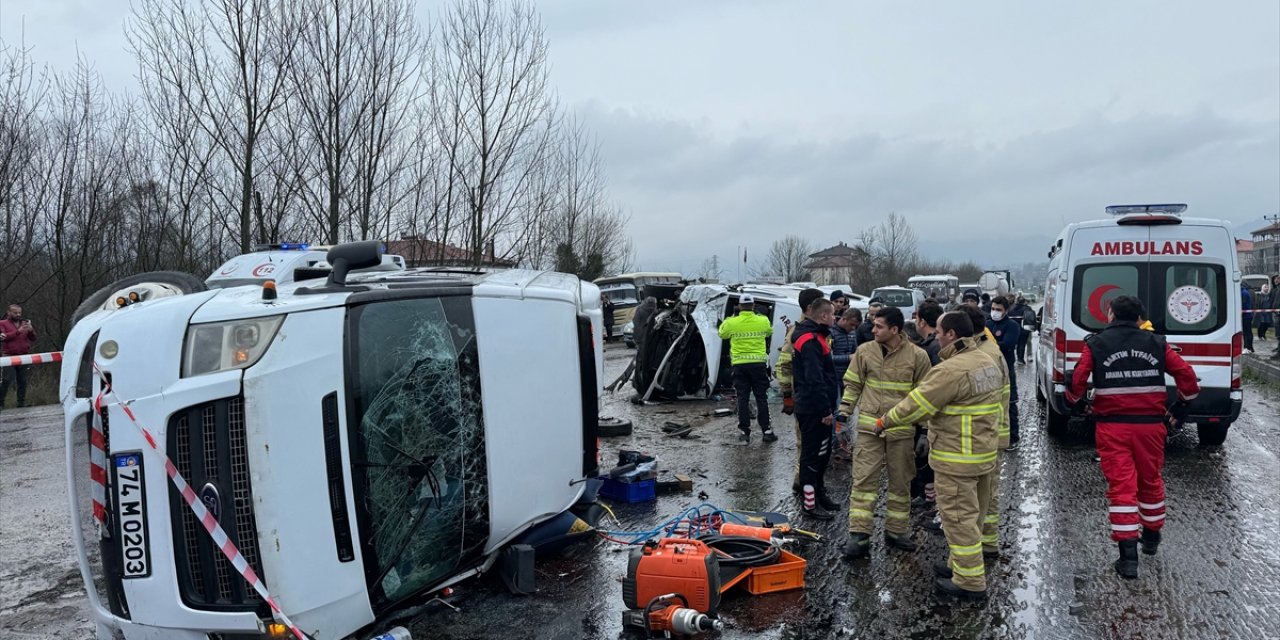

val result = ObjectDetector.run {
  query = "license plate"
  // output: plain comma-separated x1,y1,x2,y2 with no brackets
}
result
113,452,151,578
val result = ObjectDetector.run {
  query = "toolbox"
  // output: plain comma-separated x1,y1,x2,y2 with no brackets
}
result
600,477,657,503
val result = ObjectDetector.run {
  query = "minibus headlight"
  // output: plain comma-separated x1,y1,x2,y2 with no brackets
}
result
182,316,284,377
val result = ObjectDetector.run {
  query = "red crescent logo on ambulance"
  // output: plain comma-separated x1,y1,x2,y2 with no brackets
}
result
1087,285,1120,324
252,263,276,277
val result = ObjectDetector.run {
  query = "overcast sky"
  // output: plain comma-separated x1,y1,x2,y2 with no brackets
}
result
3,1,1278,275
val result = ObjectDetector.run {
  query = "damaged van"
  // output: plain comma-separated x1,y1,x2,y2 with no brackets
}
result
61,242,603,640
631,285,802,400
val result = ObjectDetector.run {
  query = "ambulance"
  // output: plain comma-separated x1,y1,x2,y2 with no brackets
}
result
1035,204,1244,446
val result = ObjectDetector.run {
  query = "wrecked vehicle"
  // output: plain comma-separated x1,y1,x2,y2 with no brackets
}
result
60,242,604,640
594,272,684,336
629,285,802,400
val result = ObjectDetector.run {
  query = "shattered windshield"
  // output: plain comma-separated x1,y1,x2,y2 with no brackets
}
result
347,295,489,608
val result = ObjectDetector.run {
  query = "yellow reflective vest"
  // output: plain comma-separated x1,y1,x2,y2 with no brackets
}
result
838,338,933,441
880,337,1003,477
718,311,772,365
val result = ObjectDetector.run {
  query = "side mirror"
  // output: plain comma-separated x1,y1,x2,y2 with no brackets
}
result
327,241,385,286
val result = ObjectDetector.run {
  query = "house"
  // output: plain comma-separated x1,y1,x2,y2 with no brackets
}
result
1250,219,1280,275
384,236,517,269
804,242,868,286
1236,238,1255,272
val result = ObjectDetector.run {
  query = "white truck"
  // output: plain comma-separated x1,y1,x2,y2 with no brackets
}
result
61,242,605,640
1035,204,1244,445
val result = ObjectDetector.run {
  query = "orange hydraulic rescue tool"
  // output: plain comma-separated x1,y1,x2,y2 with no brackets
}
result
623,538,722,614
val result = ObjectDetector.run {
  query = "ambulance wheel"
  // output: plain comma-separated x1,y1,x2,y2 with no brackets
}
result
1196,422,1230,448
72,271,208,324
1046,407,1069,438
598,417,633,437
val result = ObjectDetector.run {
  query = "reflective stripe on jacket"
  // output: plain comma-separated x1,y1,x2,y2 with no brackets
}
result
973,334,1012,449
881,337,1003,476
838,338,933,441
718,311,772,365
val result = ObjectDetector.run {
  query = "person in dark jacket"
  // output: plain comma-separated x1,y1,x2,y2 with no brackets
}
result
986,296,1022,446
856,300,883,345
1241,283,1254,353
1256,280,1274,341
792,297,840,520
1007,296,1035,364
912,300,944,365
831,308,860,377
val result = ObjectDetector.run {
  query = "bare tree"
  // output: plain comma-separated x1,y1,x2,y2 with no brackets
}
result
697,255,724,282
0,39,46,295
868,212,918,286
128,0,301,252
432,0,558,267
765,235,814,283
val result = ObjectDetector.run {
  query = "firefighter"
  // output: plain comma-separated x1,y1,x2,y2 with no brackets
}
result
791,297,841,520
719,294,777,443
778,288,829,491
1065,295,1199,579
837,306,933,557
961,306,1012,559
877,310,1003,599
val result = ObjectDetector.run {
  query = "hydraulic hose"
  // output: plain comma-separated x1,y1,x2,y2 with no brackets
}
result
695,534,780,568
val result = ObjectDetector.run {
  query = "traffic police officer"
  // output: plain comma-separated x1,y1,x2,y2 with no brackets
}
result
719,294,777,442
1066,295,1199,579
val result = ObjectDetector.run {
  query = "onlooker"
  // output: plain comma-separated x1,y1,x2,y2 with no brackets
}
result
986,296,1022,447
980,293,993,315
913,301,944,365
857,300,883,345
0,303,37,409
1257,278,1276,341
602,296,616,340
1241,283,1254,354
831,290,849,317
831,308,860,379
1009,296,1037,364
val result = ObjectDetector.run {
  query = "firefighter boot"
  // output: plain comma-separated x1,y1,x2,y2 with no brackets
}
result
885,531,917,551
842,533,871,559
935,577,987,600
1115,540,1139,579
934,561,952,579
1141,529,1161,556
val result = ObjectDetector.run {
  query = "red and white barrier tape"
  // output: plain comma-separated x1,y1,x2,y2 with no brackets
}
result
1243,308,1280,314
91,366,310,640
1,351,62,367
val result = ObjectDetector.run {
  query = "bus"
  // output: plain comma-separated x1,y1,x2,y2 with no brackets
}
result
908,274,960,305
594,272,684,335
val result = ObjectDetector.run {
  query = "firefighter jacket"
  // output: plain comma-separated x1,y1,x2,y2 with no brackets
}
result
791,319,839,415
1066,321,1200,422
881,337,1003,477
973,333,1012,448
718,310,772,366
838,337,933,441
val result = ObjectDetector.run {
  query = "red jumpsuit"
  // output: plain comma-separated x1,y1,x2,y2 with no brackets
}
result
1066,323,1199,541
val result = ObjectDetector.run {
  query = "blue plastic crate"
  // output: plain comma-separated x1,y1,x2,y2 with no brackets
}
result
599,478,657,503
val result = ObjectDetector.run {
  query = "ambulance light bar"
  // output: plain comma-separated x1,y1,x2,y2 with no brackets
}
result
253,242,311,251
1105,204,1187,216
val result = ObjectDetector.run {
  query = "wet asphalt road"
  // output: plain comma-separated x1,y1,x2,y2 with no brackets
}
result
3,343,1279,639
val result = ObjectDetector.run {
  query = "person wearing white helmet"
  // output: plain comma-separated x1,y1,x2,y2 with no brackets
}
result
719,294,777,442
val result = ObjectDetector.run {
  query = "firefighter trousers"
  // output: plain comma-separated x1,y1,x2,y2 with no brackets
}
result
847,430,915,535
936,471,995,592
1096,421,1167,541
796,412,833,494
982,455,1003,554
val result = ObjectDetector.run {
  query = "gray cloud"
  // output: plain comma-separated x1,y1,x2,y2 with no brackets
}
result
580,103,1279,272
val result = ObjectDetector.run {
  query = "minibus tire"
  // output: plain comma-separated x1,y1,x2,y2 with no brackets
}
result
1035,380,1046,404
598,417,633,437
1046,407,1069,438
1196,422,1230,447
73,271,208,324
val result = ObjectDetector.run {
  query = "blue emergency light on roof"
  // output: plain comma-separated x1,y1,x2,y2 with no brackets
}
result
253,242,311,251
1105,204,1187,216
